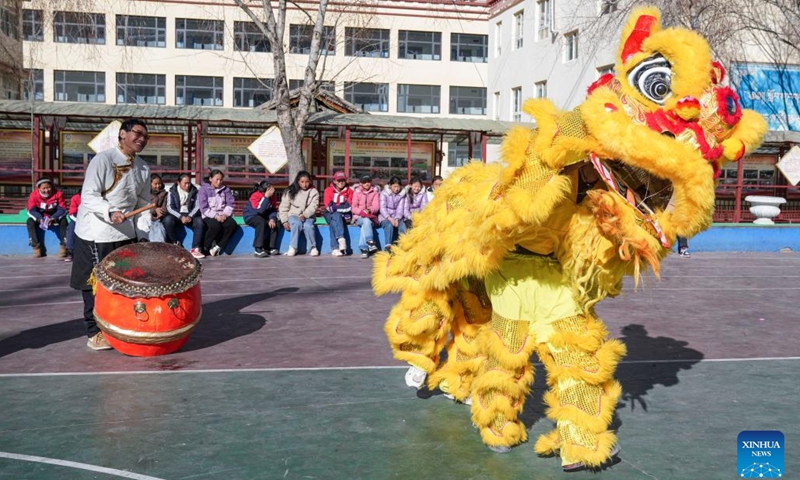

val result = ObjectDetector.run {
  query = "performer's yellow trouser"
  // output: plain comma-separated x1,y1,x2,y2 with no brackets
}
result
471,253,625,467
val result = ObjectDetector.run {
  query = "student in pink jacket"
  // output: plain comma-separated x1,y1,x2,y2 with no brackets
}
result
351,174,380,259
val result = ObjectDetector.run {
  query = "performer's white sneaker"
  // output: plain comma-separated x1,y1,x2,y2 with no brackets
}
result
443,392,472,405
404,366,427,389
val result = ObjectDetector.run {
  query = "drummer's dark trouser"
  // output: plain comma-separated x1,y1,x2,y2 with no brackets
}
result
70,236,134,338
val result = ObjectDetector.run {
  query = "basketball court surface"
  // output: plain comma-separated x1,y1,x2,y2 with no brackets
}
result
0,252,797,479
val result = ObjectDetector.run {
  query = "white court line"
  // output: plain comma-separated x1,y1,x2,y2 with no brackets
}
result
0,452,167,480
0,356,797,378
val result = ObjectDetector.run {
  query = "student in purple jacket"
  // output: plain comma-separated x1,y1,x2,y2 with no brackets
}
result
402,176,428,229
379,176,408,252
197,169,237,257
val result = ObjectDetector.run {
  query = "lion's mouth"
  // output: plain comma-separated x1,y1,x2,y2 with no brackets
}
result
589,154,673,247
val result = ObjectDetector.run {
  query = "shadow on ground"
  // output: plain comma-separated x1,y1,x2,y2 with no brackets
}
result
0,318,84,359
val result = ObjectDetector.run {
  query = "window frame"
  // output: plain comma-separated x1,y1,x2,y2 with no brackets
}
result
175,18,224,51
233,21,271,53
22,9,42,42
116,15,166,48
54,70,106,103
511,86,522,122
344,82,389,112
233,77,274,108
345,27,390,58
53,11,106,45
450,33,488,63
398,30,441,61
537,0,551,41
513,11,524,50
397,84,440,114
600,0,618,15
116,73,166,105
24,69,44,101
449,86,487,115
1,4,19,40
564,30,579,62
493,91,500,121
534,80,547,99
494,22,502,57
175,75,224,107
289,24,336,55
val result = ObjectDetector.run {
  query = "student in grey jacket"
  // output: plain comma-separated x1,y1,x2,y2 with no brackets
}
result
279,170,320,257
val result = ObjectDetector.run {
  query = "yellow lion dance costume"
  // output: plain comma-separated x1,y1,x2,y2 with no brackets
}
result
373,7,767,471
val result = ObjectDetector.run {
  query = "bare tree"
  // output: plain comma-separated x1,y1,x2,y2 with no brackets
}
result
232,0,332,183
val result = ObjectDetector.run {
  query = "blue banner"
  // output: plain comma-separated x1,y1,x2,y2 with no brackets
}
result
730,62,800,131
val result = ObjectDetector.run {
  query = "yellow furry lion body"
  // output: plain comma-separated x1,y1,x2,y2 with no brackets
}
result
372,7,767,469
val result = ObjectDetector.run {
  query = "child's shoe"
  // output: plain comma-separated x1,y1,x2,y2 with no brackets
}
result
285,247,297,257
64,250,73,262
190,248,206,259
32,245,43,258
209,245,221,257
59,244,68,258
367,240,378,254
337,237,347,253
254,247,268,257
269,248,280,256
360,249,369,259
331,249,343,257
309,247,320,256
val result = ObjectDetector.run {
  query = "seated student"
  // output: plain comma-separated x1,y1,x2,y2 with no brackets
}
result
164,173,206,259
379,176,408,252
64,192,81,262
403,176,428,228
426,175,443,202
148,173,168,243
279,170,320,257
198,169,237,257
26,178,68,258
243,180,279,257
351,174,380,259
323,171,354,257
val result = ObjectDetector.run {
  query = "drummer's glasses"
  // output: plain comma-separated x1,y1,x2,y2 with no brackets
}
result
129,128,150,141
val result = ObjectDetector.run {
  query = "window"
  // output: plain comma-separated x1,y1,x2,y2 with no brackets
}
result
54,12,105,44
344,82,388,112
537,0,551,41
597,64,614,77
494,22,502,57
535,80,547,98
175,75,223,106
234,21,271,52
512,87,522,122
233,77,273,107
55,70,105,102
1,4,18,40
24,69,44,101
397,84,440,114
288,79,335,93
513,11,524,50
116,73,165,104
493,91,500,120
564,30,578,61
600,0,618,15
450,86,486,115
116,15,166,47
289,24,335,55
22,9,42,41
398,30,441,60
450,33,487,63
176,18,223,50
345,27,389,58
448,141,483,168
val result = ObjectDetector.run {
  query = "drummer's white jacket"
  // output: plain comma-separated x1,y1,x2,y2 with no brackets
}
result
75,146,151,243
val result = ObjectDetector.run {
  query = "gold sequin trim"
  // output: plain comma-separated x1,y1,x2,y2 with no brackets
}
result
560,383,603,416
551,349,601,373
561,422,598,450
411,301,442,322
551,315,587,334
491,312,531,353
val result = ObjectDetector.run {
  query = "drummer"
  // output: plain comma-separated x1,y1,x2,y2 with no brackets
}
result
70,118,152,351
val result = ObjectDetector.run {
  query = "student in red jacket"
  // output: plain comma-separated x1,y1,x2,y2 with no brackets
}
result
323,171,354,256
26,178,68,258
64,193,81,262
243,180,279,257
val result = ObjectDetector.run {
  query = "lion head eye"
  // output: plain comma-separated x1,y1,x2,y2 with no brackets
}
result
628,54,672,104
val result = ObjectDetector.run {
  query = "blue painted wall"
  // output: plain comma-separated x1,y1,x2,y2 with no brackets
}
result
0,223,797,256
0,223,384,256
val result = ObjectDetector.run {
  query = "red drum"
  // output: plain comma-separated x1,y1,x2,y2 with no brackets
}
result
94,242,202,356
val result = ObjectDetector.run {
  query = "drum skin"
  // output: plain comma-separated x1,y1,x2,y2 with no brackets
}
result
93,242,203,357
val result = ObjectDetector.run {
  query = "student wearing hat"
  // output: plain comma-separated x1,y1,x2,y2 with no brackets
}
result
323,171,354,256
26,178,68,258
351,174,380,259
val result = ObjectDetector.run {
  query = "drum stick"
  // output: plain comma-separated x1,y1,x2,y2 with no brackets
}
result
124,203,156,219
